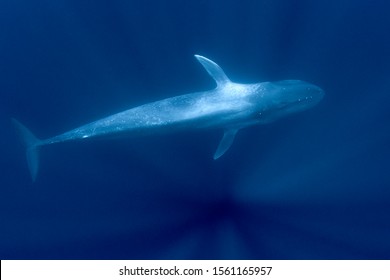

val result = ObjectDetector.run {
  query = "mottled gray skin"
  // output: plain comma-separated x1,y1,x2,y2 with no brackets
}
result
44,79,323,145
14,55,324,181
44,83,260,144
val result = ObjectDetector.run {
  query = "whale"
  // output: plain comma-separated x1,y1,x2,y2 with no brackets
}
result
13,55,324,181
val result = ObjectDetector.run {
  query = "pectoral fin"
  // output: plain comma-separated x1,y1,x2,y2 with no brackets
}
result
213,129,238,160
194,55,231,88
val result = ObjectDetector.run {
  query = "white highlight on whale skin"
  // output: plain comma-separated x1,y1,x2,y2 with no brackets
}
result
13,55,324,181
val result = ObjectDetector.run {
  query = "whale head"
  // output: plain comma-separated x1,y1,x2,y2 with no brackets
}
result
253,80,324,123
272,80,324,109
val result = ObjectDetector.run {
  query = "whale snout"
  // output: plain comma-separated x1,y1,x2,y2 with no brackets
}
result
266,80,325,116
304,83,325,106
297,83,325,107
308,83,324,97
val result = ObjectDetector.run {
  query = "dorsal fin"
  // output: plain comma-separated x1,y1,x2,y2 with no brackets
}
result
195,55,231,88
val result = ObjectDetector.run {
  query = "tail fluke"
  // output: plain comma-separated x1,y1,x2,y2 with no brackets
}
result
12,119,42,181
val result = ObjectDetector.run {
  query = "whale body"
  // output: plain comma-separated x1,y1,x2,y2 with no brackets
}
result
13,55,324,181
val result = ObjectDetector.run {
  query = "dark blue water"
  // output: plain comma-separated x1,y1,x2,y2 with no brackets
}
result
1,0,390,259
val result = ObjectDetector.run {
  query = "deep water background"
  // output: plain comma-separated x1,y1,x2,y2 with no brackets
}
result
1,0,390,259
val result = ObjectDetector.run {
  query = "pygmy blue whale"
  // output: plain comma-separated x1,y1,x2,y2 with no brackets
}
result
13,55,324,181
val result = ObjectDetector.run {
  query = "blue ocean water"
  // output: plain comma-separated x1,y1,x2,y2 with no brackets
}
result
1,0,390,259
